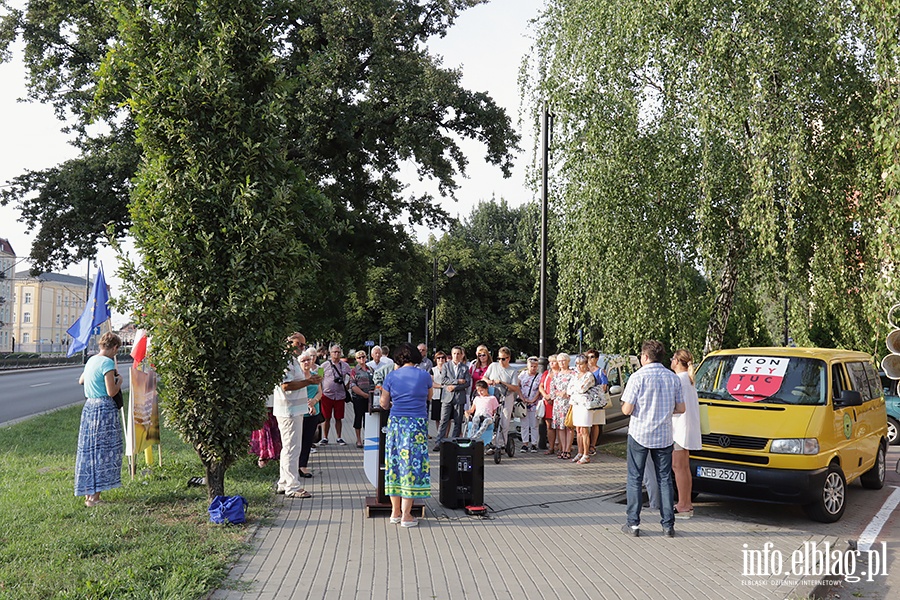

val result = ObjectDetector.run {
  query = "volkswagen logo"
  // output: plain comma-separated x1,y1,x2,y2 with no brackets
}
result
717,435,731,448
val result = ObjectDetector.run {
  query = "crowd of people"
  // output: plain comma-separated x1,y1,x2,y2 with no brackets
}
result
72,330,701,536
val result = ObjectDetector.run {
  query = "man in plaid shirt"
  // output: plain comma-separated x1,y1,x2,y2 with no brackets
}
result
621,340,685,538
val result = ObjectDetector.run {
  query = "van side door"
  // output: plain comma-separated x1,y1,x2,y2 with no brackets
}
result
830,363,863,479
845,361,884,473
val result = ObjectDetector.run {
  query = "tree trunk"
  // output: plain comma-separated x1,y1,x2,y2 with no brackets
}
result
703,242,741,356
204,458,227,502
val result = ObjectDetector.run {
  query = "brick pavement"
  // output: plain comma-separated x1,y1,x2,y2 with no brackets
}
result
210,407,861,600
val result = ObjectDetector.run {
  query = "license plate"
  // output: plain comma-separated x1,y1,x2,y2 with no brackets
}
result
697,466,746,482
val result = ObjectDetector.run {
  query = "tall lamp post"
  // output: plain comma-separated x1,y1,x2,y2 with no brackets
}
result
431,254,457,353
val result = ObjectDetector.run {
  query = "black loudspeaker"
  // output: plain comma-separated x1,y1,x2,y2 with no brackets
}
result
439,438,484,509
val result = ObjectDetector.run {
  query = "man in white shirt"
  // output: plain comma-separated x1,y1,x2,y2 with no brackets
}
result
366,345,395,371
481,346,521,453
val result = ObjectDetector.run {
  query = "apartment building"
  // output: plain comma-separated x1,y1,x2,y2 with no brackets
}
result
13,271,91,353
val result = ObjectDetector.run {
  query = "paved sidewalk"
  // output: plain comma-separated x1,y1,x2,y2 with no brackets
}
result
209,423,849,600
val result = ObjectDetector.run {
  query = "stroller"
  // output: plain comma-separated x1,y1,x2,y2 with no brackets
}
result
465,394,521,464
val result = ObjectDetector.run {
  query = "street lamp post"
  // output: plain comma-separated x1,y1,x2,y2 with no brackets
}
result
431,254,456,354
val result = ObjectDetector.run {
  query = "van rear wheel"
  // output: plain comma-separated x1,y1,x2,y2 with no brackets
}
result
803,464,846,523
860,444,886,490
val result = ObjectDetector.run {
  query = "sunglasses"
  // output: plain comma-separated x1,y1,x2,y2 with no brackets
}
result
435,356,446,360
499,356,510,361
477,353,487,357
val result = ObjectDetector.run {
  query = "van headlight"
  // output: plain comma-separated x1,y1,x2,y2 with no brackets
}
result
770,438,819,455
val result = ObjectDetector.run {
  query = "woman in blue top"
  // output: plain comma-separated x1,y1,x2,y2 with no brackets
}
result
379,342,433,527
75,332,124,507
587,349,609,456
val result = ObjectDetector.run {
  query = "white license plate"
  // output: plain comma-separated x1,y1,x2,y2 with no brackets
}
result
697,466,746,482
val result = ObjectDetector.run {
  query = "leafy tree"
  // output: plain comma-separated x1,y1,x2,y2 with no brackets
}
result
526,0,882,356
103,0,328,499
0,0,518,285
0,1,520,495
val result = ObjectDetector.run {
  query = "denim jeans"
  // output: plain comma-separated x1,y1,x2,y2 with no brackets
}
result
626,436,674,529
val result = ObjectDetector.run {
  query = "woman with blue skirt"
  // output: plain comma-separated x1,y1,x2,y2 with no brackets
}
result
379,342,433,527
75,332,124,507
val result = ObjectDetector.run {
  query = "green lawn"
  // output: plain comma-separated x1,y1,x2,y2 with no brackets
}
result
0,404,276,600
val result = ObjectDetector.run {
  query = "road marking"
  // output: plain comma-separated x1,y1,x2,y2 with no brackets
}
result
858,486,900,553
29,383,51,388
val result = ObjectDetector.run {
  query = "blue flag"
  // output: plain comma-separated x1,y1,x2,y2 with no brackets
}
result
66,263,112,357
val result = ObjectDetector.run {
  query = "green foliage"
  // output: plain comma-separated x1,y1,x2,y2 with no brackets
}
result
527,0,885,356
107,0,327,494
0,405,277,600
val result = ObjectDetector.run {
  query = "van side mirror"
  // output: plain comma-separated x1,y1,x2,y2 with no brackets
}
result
609,385,623,395
834,390,862,407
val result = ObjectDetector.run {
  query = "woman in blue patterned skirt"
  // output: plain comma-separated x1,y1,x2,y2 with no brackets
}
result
379,342,433,528
75,332,124,507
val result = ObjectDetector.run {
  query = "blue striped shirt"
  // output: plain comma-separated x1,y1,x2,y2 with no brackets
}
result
621,362,685,448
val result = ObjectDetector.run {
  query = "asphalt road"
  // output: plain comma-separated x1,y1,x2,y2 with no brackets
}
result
0,366,130,426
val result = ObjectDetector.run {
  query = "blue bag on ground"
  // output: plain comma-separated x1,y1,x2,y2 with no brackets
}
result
208,495,248,524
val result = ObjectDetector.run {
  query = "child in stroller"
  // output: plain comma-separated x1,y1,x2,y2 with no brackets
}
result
465,381,500,446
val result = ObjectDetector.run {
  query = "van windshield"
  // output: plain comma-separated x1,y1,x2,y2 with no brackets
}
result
695,355,826,406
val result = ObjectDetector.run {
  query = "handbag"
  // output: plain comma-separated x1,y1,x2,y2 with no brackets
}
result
112,390,124,411
586,385,609,410
208,495,248,524
511,400,527,419
564,405,574,429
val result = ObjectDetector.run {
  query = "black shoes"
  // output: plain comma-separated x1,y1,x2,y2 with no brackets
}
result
663,527,675,538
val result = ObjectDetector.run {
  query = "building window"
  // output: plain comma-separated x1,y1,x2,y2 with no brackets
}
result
56,314,61,324
64,314,68,325
24,292,32,304
23,333,30,343
23,312,31,323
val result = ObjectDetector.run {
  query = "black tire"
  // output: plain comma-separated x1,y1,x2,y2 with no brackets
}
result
888,417,899,446
860,443,886,490
803,463,846,523
506,436,515,458
494,448,502,464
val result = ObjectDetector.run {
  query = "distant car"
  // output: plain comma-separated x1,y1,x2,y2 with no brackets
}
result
881,373,900,445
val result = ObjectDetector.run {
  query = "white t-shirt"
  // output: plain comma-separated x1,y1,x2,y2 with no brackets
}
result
483,362,519,401
273,357,306,418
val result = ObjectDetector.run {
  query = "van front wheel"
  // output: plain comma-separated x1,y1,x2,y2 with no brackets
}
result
803,464,846,523
860,444,886,490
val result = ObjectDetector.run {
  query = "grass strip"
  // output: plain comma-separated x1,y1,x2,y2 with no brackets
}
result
0,403,277,600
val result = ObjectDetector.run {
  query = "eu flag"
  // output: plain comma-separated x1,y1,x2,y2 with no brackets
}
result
66,263,112,357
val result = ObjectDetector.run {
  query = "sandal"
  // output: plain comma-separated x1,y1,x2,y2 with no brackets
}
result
285,489,312,499
578,456,591,464
544,449,555,455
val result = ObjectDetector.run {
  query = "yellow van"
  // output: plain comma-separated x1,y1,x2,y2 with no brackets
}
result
690,347,888,522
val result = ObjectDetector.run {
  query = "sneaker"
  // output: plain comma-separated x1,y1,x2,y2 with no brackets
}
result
530,445,538,453
522,445,530,454
319,438,328,445
485,447,495,455
337,438,347,446
663,527,675,538
389,516,402,524
432,445,441,452
621,524,640,537
310,447,317,454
